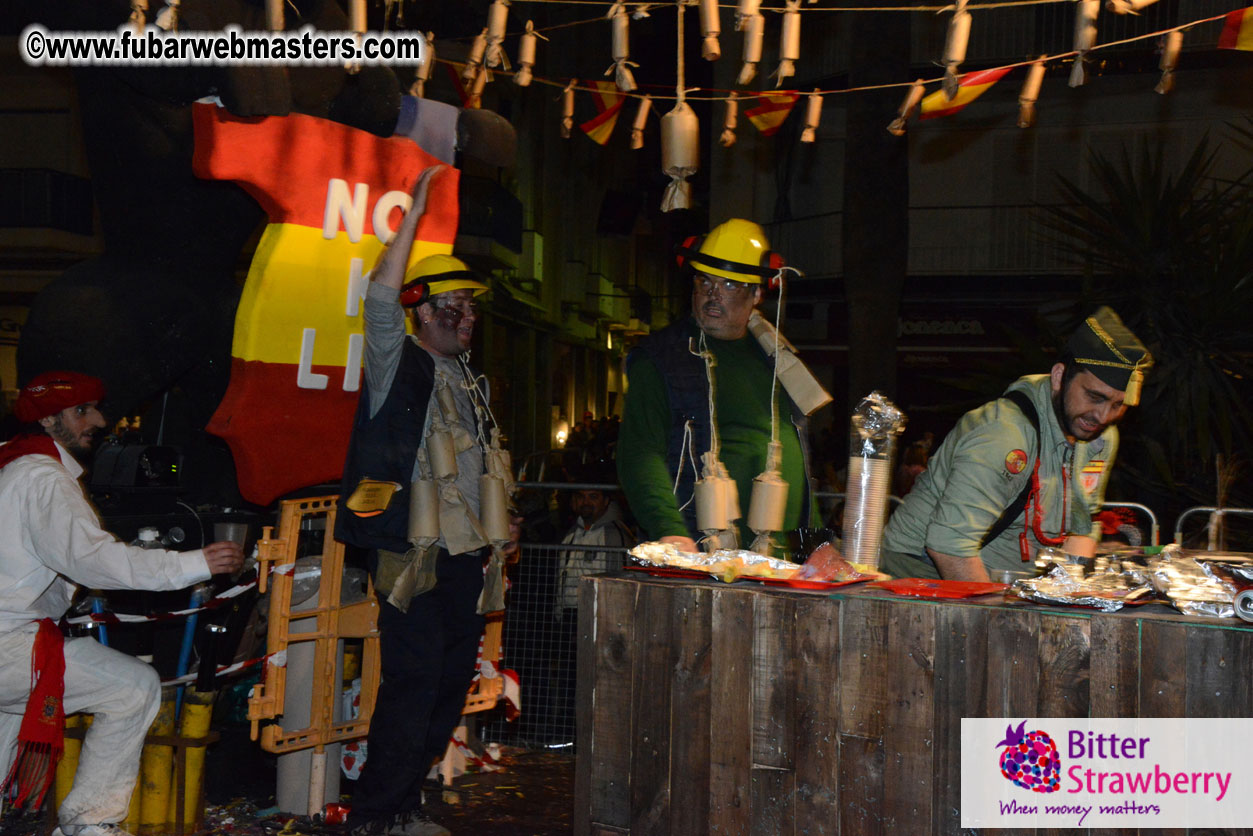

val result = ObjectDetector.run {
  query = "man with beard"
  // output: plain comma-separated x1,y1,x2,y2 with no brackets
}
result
617,219,822,553
0,371,244,836
881,307,1152,581
336,168,511,836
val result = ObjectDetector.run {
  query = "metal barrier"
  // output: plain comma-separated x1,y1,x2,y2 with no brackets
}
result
1100,501,1161,547
1174,506,1253,549
480,541,629,751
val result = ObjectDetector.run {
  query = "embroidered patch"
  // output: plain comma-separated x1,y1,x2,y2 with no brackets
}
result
1004,449,1028,475
1081,460,1105,494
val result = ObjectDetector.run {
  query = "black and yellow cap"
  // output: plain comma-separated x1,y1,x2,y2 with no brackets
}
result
1066,306,1153,406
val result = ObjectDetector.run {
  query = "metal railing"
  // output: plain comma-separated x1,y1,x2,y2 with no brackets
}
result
1173,506,1253,549
1101,501,1161,547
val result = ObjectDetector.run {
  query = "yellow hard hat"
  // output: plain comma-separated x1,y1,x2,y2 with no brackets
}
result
677,219,785,284
400,254,489,307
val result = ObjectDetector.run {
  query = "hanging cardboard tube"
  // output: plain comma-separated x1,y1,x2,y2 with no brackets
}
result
747,472,788,540
427,429,458,480
479,473,512,543
695,477,730,532
408,479,441,543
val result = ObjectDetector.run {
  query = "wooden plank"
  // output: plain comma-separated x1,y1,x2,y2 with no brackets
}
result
750,766,794,836
983,608,1041,836
1184,623,1253,718
670,586,712,836
985,608,1042,719
1138,620,1187,836
752,592,796,770
793,597,840,836
709,588,754,836
838,734,884,836
1089,615,1139,717
882,601,936,833
630,582,675,835
838,597,890,738
573,578,596,836
1036,614,1091,718
1139,620,1186,717
931,605,989,836
582,578,636,834
1089,616,1140,836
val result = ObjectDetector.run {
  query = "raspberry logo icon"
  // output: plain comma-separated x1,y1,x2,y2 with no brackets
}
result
996,720,1061,793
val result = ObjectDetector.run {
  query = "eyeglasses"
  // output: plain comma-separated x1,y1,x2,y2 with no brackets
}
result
694,276,754,297
433,297,482,316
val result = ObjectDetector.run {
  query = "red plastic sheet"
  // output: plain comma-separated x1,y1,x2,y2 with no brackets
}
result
867,578,1009,599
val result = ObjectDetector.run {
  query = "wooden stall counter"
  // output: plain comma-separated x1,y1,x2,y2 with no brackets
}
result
573,573,1253,836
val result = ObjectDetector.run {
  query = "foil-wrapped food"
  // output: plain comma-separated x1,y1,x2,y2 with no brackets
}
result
1012,564,1153,612
629,541,802,582
1145,545,1240,618
628,541,882,584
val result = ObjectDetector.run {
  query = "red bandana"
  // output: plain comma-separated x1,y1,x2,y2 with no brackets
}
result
0,434,62,470
1,618,66,809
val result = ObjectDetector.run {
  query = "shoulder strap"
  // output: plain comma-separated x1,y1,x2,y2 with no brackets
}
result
978,390,1040,549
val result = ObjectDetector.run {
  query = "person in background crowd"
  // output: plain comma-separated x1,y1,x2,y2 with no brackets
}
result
0,371,243,836
893,432,933,497
880,307,1152,581
335,167,516,836
551,463,634,740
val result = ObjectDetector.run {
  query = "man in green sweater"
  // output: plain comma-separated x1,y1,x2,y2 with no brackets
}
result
617,219,822,554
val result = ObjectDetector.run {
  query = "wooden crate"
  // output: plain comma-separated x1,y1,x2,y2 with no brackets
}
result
575,576,1253,836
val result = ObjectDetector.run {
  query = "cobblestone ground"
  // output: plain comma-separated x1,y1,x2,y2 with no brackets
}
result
4,747,574,836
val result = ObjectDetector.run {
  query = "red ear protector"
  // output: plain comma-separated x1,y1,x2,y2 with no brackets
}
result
399,278,430,308
674,236,786,291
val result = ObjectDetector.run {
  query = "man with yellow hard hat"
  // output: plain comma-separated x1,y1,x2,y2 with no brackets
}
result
335,168,512,836
618,218,830,554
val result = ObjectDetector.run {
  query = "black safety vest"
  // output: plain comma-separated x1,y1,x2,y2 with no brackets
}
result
334,339,436,553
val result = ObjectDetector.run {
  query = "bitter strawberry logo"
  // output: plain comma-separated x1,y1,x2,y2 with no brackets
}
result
997,720,1061,793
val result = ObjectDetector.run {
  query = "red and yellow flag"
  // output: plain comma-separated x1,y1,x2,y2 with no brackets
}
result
919,67,1013,120
193,103,459,504
744,91,800,136
1219,7,1253,50
580,81,626,146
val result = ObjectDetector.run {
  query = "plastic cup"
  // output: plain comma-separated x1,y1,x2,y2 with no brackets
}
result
214,521,249,546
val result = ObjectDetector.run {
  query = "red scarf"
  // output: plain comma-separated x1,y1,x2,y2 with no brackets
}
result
0,433,62,469
0,436,67,808
1,618,66,809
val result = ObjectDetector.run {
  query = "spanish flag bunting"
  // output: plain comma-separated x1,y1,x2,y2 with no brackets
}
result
744,91,800,136
580,81,627,145
1219,7,1253,50
919,66,1012,120
444,62,480,109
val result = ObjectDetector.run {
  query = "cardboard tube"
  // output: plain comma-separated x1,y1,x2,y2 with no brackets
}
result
408,479,440,543
479,473,511,542
427,430,458,480
747,473,788,536
695,477,730,532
